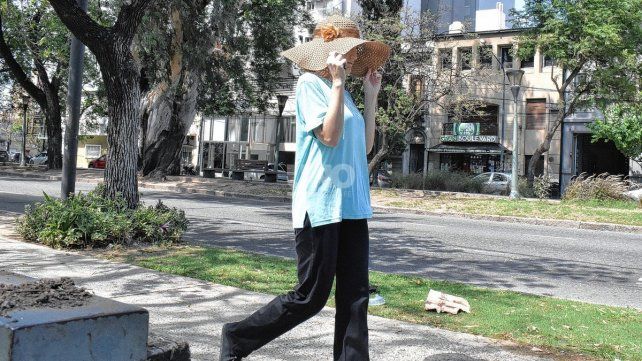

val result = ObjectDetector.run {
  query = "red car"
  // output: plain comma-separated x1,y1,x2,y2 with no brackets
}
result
88,155,106,169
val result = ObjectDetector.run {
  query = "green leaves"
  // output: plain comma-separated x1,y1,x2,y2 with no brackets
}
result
513,0,642,102
589,101,642,164
16,185,189,249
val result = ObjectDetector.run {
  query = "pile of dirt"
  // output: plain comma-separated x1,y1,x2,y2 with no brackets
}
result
0,277,92,316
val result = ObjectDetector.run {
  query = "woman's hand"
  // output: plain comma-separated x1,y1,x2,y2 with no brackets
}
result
326,51,346,85
364,69,382,101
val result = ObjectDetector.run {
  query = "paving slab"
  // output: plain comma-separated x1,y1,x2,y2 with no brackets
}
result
0,237,553,361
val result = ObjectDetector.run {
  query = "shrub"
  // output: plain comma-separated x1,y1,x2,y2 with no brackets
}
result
16,186,188,249
533,174,552,199
517,177,535,198
562,173,629,201
389,171,484,194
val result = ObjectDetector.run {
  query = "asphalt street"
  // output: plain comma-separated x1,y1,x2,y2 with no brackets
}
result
0,175,640,309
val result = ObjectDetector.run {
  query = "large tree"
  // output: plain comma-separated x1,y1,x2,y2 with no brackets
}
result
138,0,306,178
0,1,69,169
47,0,160,207
590,100,642,167
512,0,642,183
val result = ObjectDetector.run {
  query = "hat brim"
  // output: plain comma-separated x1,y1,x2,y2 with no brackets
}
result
281,38,391,78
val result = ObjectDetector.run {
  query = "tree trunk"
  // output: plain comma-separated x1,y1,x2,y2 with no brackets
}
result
527,98,568,184
141,71,199,178
140,3,203,179
368,133,389,174
98,46,141,208
43,84,63,169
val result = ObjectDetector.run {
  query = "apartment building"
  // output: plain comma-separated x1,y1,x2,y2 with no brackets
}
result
403,0,632,193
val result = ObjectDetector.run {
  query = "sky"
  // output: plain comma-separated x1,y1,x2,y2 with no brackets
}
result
478,0,525,11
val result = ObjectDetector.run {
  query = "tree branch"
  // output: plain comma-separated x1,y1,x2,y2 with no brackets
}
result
0,13,47,106
114,0,157,39
47,0,110,49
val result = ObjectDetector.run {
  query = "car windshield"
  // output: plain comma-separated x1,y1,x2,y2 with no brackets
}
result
474,173,492,182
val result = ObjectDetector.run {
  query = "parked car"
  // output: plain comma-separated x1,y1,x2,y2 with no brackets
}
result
29,151,48,165
473,172,511,194
88,154,107,169
258,163,289,182
626,188,642,202
0,150,8,163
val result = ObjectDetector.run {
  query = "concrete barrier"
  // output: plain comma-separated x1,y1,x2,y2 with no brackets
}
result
0,272,149,361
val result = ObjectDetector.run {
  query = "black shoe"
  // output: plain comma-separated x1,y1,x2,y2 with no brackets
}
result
220,323,242,361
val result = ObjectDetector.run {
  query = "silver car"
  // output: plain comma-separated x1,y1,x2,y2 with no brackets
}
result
29,151,48,165
474,172,511,194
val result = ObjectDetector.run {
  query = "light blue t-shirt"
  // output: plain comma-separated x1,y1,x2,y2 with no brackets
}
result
292,72,373,229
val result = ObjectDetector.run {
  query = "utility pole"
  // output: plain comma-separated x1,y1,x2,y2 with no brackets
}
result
61,0,89,199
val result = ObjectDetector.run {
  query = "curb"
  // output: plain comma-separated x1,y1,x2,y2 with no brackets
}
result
2,170,640,234
138,182,291,203
373,204,642,234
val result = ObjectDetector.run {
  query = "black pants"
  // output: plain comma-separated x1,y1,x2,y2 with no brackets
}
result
223,213,370,360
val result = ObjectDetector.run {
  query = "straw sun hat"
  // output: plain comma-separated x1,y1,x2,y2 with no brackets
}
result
281,15,391,78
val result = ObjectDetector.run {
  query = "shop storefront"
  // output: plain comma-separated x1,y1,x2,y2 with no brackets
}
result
429,122,509,174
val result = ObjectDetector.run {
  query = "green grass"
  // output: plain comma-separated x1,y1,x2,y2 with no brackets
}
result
372,190,642,227
109,245,642,361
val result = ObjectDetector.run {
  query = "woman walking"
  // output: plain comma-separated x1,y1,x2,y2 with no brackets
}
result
219,15,390,361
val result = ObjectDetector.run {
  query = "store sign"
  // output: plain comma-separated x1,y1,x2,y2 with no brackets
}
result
440,135,498,142
441,123,498,143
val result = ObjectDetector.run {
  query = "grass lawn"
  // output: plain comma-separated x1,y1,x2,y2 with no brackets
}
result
104,245,642,361
371,189,642,227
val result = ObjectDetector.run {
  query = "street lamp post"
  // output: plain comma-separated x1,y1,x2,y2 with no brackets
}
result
274,95,289,173
20,94,30,167
506,69,524,199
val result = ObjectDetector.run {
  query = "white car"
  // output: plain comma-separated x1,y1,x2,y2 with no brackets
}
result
473,172,511,194
626,188,642,201
29,151,48,165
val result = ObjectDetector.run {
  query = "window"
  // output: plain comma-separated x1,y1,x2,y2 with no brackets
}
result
240,117,249,141
181,147,193,165
521,52,535,68
282,116,296,143
526,99,547,130
458,47,472,70
85,144,101,158
410,75,423,98
499,46,513,69
439,48,452,70
479,45,493,68
543,55,554,67
305,1,314,10
492,173,508,182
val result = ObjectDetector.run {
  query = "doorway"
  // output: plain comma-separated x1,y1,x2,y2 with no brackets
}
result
574,134,629,176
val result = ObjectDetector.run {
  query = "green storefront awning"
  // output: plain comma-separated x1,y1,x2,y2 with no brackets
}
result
428,142,510,155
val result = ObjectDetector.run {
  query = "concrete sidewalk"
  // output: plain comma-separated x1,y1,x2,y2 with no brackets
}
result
0,236,553,361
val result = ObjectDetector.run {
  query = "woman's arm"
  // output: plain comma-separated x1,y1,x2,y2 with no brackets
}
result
313,52,346,147
363,70,382,154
